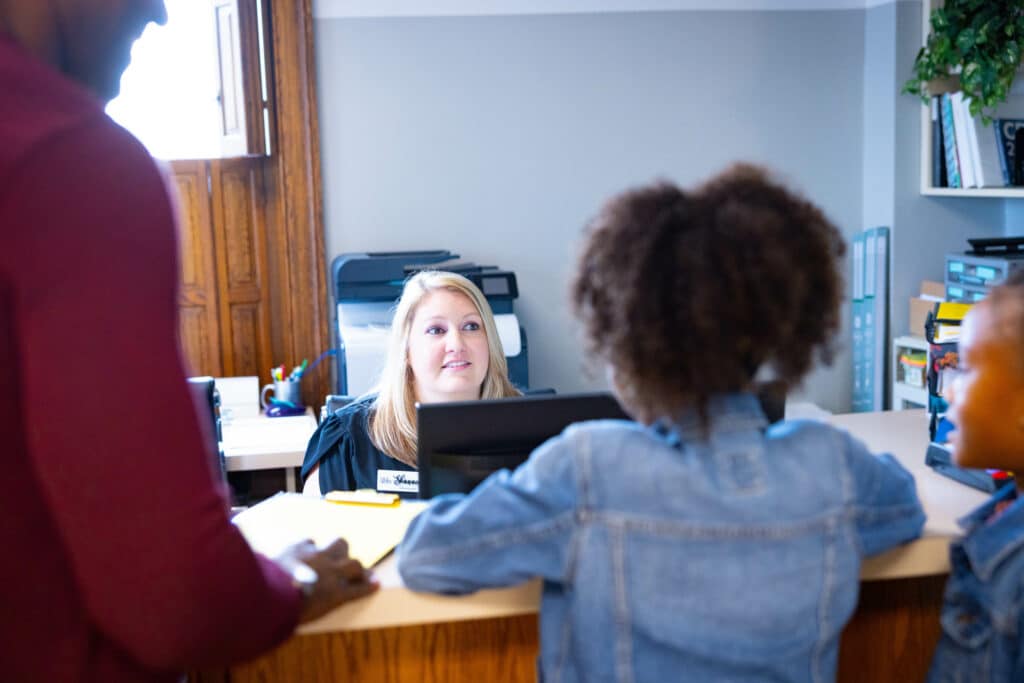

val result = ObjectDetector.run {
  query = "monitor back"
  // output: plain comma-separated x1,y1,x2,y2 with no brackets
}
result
417,392,629,498
416,384,786,499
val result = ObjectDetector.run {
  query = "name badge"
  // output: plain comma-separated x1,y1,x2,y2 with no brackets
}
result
377,469,418,493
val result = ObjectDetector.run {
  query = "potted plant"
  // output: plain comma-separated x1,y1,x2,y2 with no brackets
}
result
904,0,1024,122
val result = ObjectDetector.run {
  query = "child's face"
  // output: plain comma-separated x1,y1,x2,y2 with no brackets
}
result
947,299,1024,472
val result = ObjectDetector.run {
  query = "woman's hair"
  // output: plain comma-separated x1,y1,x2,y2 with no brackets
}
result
369,270,521,465
570,163,846,424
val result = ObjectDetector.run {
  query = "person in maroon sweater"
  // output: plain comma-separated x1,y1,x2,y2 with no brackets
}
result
0,2,377,681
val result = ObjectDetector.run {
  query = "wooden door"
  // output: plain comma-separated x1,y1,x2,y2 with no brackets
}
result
172,159,222,377
171,0,329,408
209,157,274,378
171,158,275,381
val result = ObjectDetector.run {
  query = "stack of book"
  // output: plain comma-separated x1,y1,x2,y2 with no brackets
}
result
930,93,1024,188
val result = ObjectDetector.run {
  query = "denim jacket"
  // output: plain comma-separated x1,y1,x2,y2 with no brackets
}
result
397,393,925,683
928,485,1024,683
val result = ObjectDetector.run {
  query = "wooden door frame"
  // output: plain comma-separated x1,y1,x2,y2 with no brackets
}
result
263,0,330,408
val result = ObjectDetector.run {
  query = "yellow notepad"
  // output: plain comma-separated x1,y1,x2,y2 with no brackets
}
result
232,492,428,567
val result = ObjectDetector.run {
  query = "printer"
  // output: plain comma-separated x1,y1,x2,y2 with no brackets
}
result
331,250,529,396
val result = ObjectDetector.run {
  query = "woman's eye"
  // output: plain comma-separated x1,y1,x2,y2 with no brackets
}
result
426,325,446,335
463,321,481,332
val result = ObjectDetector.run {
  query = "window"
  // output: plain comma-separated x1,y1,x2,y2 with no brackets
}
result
107,0,267,160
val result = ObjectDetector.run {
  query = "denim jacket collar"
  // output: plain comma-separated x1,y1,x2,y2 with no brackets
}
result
658,392,768,446
958,484,1024,581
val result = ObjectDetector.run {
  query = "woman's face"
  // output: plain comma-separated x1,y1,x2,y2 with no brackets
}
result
407,289,490,404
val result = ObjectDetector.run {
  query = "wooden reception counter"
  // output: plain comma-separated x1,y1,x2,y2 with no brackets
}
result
198,410,984,683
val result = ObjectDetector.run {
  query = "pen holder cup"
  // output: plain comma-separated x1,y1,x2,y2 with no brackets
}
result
260,379,303,410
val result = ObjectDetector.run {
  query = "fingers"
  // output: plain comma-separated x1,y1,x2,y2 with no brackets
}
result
321,537,350,559
338,576,380,603
337,558,367,581
283,538,316,555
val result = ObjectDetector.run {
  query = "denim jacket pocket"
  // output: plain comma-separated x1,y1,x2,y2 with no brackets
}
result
940,602,992,650
929,592,993,682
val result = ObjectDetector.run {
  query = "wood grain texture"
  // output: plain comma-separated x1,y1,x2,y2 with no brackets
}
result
208,575,946,683
230,615,539,683
837,575,945,682
170,159,221,377
236,0,268,155
170,0,327,407
263,0,330,409
210,158,273,378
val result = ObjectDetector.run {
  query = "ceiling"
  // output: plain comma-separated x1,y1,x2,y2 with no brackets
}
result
314,0,906,19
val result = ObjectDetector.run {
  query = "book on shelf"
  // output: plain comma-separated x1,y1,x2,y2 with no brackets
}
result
940,93,962,189
961,101,1004,187
1016,128,1024,189
994,118,1024,186
950,92,977,188
931,96,947,187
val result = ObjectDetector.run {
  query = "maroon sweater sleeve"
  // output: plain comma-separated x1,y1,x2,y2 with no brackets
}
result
12,118,301,669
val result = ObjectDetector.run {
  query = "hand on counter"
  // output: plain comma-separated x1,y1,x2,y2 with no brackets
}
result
276,538,379,624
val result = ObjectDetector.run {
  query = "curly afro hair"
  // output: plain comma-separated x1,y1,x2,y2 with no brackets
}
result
570,163,846,424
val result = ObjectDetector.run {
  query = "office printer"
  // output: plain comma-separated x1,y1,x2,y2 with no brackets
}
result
331,250,529,396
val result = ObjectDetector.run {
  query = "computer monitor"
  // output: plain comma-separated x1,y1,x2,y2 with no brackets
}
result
416,392,629,499
416,383,787,499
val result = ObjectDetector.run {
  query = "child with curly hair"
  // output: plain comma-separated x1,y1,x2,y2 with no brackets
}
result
397,164,925,682
928,270,1024,682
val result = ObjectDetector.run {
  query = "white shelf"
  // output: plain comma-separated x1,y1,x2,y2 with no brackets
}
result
892,336,929,410
921,186,1024,198
918,0,1024,197
894,335,929,351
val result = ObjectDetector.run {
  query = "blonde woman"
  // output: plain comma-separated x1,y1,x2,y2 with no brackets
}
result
301,271,521,497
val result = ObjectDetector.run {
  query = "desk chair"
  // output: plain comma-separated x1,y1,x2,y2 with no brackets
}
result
186,376,226,483
320,394,354,423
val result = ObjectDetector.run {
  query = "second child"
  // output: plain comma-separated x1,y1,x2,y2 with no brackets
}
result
928,270,1024,682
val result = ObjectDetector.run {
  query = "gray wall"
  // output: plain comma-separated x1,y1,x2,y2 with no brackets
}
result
315,10,865,412
864,1,1006,352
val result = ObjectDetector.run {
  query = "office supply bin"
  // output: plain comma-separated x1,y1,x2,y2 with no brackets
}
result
898,350,927,388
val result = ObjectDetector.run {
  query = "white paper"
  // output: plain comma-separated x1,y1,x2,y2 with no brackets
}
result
214,376,260,419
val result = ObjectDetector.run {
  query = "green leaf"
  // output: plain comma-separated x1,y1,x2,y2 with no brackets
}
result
957,27,977,52
905,0,1023,122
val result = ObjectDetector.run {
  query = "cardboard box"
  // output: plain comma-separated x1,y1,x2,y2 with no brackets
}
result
921,281,945,299
908,281,945,337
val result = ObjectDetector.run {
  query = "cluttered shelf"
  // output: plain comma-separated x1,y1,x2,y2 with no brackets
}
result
892,335,929,410
916,0,1024,196
919,90,1024,195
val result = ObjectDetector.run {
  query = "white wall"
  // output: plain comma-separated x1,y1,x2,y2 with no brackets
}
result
314,1,1021,413
315,10,865,412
